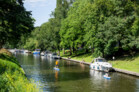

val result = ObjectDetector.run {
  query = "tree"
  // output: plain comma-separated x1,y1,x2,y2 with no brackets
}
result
0,0,34,48
60,0,139,57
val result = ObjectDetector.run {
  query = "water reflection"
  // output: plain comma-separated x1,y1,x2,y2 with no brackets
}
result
80,63,85,71
15,54,139,92
136,79,139,92
55,70,59,82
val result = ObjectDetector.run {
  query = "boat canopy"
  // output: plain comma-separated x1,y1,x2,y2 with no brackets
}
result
92,57,107,63
96,58,106,62
35,49,40,51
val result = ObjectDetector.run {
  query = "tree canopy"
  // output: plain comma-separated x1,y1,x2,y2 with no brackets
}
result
24,0,139,57
0,0,34,48
60,0,139,57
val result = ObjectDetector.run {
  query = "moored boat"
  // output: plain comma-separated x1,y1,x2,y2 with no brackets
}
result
90,57,112,72
41,52,45,56
23,50,32,54
48,53,61,59
33,49,40,54
52,53,61,59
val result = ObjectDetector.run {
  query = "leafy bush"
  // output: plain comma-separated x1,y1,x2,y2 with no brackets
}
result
0,51,40,92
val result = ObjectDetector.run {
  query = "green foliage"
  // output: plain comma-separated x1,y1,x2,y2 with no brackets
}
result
60,48,93,62
24,0,139,58
109,53,139,73
0,54,40,92
0,0,34,48
60,0,139,57
24,0,74,52
0,70,39,92
0,54,20,67
131,17,139,36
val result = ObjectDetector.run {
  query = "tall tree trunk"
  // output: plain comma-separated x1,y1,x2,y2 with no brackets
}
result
63,48,65,55
73,47,77,55
73,47,76,53
70,47,72,55
58,50,60,56
86,49,89,53
0,42,3,49
92,48,94,53
92,45,94,53
102,52,105,58
118,40,123,56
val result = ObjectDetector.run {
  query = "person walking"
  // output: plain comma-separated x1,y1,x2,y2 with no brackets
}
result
112,56,115,61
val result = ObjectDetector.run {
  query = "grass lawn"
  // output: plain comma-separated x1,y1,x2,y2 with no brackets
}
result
70,53,93,62
109,54,139,73
60,49,94,62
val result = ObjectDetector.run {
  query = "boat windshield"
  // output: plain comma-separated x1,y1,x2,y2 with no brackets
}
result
53,53,57,55
35,49,40,51
96,59,106,62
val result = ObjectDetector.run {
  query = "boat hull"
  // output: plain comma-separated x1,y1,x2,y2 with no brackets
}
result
52,56,61,59
33,52,40,54
90,64,112,72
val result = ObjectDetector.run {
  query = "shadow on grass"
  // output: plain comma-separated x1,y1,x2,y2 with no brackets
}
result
113,53,139,62
61,49,92,58
71,53,92,58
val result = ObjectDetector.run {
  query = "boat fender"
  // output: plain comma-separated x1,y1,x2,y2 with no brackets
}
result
97,66,99,69
93,66,95,69
89,65,91,68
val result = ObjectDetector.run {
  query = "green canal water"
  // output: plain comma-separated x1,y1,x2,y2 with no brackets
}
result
15,54,139,92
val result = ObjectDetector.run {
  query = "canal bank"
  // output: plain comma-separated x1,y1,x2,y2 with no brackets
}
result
0,48,40,92
62,57,139,77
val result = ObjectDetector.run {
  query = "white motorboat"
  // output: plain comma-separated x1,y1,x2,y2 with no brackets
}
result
52,53,61,59
53,55,61,59
23,50,32,54
48,53,53,57
41,52,45,56
47,53,61,59
52,54,61,59
8,49,16,53
90,57,112,72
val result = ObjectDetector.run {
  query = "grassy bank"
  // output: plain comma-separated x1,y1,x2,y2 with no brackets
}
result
60,50,139,73
60,49,93,62
0,49,40,92
109,54,139,73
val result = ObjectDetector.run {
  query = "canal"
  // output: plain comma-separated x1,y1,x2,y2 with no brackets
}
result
15,54,139,92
